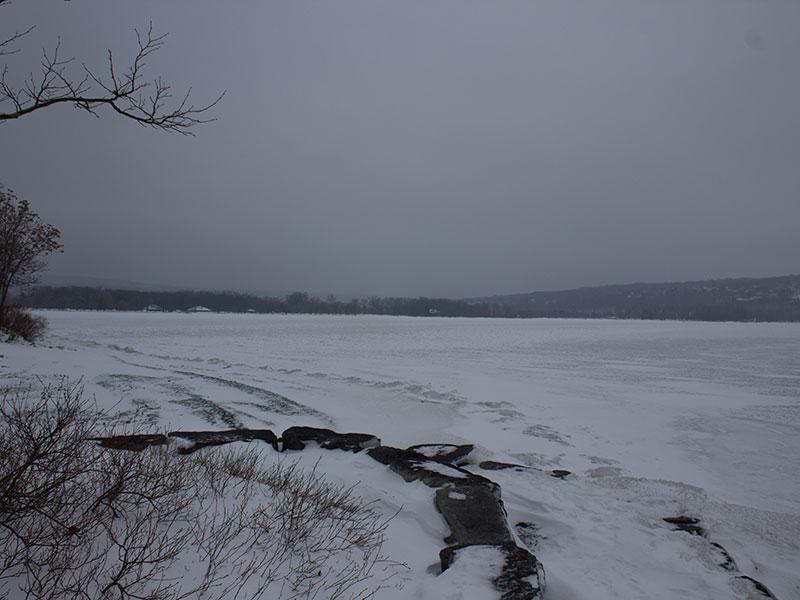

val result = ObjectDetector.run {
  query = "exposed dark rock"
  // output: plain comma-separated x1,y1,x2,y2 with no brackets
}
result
280,426,379,452
95,433,169,451
515,522,540,550
439,543,468,572
479,461,531,472
98,425,545,598
367,445,497,490
737,575,779,599
663,515,706,537
710,541,737,572
365,442,546,598
369,444,544,596
169,429,278,454
550,469,571,479
663,515,700,525
94,428,279,453
408,443,474,465
435,485,513,545
494,542,545,600
440,543,545,600
663,519,776,598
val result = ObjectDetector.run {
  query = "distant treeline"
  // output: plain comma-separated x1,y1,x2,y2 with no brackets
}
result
17,287,495,318
16,275,800,322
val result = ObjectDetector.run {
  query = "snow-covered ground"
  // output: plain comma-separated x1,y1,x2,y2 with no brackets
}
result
2,311,799,599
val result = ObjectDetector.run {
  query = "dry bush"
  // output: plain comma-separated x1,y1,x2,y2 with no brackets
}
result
0,307,47,342
0,380,399,600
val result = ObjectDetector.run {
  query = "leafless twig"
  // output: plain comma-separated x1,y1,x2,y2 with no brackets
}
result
0,22,223,134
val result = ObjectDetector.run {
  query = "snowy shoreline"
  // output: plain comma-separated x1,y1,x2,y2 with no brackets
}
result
2,312,798,598
27,307,800,325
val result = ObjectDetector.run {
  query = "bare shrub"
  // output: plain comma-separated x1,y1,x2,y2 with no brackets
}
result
0,380,399,600
1,307,47,342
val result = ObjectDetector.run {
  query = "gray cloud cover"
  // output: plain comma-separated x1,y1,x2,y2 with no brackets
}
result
1,0,798,297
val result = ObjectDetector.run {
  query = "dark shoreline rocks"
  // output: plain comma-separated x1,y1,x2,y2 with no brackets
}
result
94,425,784,600
281,426,379,452
493,543,546,600
96,425,543,598
549,469,571,479
407,443,475,465
96,426,378,455
365,441,543,597
435,484,513,546
367,445,497,490
439,543,545,600
662,515,706,537
479,460,532,472
94,433,169,451
737,575,779,599
662,516,780,599
169,429,278,454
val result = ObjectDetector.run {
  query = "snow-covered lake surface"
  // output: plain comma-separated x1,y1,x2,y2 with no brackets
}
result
3,311,799,599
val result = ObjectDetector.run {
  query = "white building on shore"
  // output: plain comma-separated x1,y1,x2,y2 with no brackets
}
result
186,305,212,313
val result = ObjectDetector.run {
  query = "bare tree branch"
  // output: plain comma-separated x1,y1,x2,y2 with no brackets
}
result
0,22,224,134
0,25,34,58
0,0,34,58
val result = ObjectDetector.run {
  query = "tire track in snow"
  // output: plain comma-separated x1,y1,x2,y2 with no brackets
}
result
110,355,332,424
171,369,331,423
99,340,466,408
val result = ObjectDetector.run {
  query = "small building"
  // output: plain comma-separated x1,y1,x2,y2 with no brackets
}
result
186,305,212,313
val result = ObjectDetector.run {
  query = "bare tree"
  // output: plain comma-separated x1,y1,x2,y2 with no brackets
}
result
0,2,222,134
0,188,62,334
0,380,402,600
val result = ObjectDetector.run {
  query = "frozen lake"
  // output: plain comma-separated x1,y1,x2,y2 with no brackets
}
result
3,311,799,599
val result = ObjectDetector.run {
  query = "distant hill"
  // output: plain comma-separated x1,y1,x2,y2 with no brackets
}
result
470,275,800,321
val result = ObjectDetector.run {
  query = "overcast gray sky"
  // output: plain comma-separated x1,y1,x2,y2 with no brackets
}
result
1,0,798,297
